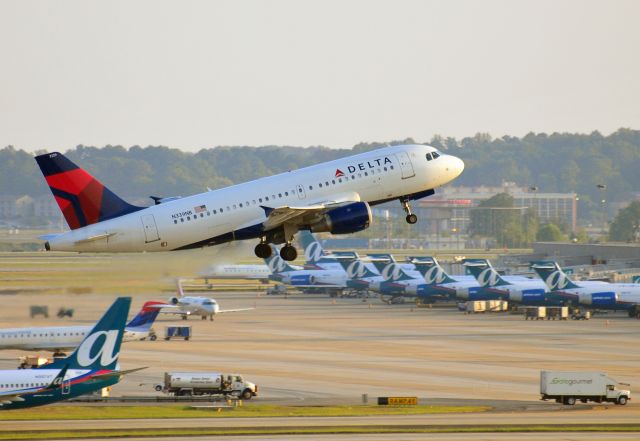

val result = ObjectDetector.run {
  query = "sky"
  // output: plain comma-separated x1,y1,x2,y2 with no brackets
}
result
1,0,638,152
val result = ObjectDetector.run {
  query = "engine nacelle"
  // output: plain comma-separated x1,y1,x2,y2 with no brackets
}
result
585,291,617,306
310,202,372,235
289,275,314,285
169,297,179,305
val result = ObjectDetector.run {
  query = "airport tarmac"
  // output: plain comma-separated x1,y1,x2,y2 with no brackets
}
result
0,290,638,402
0,284,639,438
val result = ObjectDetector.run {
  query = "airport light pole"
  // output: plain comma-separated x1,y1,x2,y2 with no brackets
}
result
597,184,607,237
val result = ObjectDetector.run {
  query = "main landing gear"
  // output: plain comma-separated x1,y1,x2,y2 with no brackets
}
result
254,237,298,261
279,243,297,261
254,241,272,259
400,197,418,224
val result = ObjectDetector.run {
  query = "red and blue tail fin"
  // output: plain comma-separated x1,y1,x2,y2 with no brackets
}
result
34,152,143,230
126,301,165,330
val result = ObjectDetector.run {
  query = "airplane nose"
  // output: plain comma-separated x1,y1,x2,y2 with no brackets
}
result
446,155,465,178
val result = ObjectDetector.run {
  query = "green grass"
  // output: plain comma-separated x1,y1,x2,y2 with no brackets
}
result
3,425,640,440
0,404,490,420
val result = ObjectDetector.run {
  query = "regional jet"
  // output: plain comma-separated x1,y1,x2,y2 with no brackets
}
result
0,301,165,356
159,279,254,320
0,297,145,409
35,145,464,260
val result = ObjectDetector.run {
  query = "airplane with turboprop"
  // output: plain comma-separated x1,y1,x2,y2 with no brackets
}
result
34,145,464,260
0,297,145,409
0,301,165,356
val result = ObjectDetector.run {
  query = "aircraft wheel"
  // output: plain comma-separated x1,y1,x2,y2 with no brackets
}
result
280,245,298,261
406,214,418,224
254,242,272,259
149,334,157,341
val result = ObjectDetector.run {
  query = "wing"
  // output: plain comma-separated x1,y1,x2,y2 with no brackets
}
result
260,192,362,231
158,306,190,315
217,308,255,314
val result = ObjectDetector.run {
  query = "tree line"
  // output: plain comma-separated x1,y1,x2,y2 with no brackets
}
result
1,128,639,226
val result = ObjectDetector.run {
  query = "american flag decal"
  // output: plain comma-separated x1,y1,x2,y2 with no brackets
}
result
194,205,207,214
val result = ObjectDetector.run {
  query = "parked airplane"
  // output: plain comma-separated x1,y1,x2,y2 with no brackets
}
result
198,264,272,283
297,230,357,271
0,301,165,356
336,255,383,293
262,245,347,295
35,145,464,260
405,257,483,301
531,261,640,315
463,259,551,304
0,297,144,409
160,280,254,320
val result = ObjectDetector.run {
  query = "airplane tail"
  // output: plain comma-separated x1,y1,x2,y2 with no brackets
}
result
367,254,396,274
409,257,458,285
264,245,298,273
380,263,415,282
530,261,581,290
338,257,379,280
126,301,166,330
39,297,131,371
34,152,143,230
298,230,327,265
463,259,509,287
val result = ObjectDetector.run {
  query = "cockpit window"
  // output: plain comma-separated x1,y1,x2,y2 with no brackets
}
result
432,151,440,159
203,301,215,305
426,153,433,161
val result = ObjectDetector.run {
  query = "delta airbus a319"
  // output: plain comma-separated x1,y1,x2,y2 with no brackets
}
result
35,145,464,260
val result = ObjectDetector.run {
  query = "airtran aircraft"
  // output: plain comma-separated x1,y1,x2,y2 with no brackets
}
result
0,297,144,409
531,261,640,315
0,301,164,356
35,145,464,260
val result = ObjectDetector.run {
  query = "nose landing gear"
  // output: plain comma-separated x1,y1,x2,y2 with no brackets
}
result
400,198,418,224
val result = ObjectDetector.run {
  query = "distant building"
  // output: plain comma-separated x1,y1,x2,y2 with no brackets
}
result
416,182,577,235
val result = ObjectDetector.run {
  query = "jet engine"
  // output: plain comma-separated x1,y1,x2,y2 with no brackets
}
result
585,292,617,307
310,202,372,235
169,297,180,305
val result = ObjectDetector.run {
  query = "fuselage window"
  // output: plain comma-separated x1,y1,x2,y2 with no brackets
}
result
187,216,191,221
253,200,256,204
325,181,329,186
284,192,288,196
309,185,313,190
383,167,387,171
233,204,237,209
332,180,335,184
272,195,276,200
259,198,263,203
265,196,269,201
227,206,230,211
351,175,355,180
278,193,282,198
219,208,223,213
319,183,323,188
298,188,303,192
174,220,177,224
364,172,368,176
246,201,250,206
200,213,204,218
239,203,243,208
338,178,342,183
207,211,211,216
390,165,394,170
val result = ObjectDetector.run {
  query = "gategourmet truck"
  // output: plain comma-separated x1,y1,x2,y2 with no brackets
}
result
540,371,630,406
156,372,257,399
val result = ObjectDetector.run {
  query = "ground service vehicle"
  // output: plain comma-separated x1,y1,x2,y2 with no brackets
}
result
540,371,630,405
157,372,257,399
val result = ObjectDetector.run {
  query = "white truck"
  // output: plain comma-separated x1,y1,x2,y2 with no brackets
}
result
156,372,258,400
540,371,631,406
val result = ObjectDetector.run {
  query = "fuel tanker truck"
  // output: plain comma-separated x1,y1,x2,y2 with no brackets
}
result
156,372,258,399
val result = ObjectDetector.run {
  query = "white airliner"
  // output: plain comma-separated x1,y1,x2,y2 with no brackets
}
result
35,145,464,260
0,302,165,356
160,280,254,320
198,264,272,282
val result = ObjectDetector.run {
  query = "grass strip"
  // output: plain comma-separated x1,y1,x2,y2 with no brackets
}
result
2,425,640,440
0,404,489,421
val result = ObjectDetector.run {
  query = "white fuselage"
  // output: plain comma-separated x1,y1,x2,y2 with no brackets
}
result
45,145,463,252
0,369,85,392
0,326,148,352
199,264,272,280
